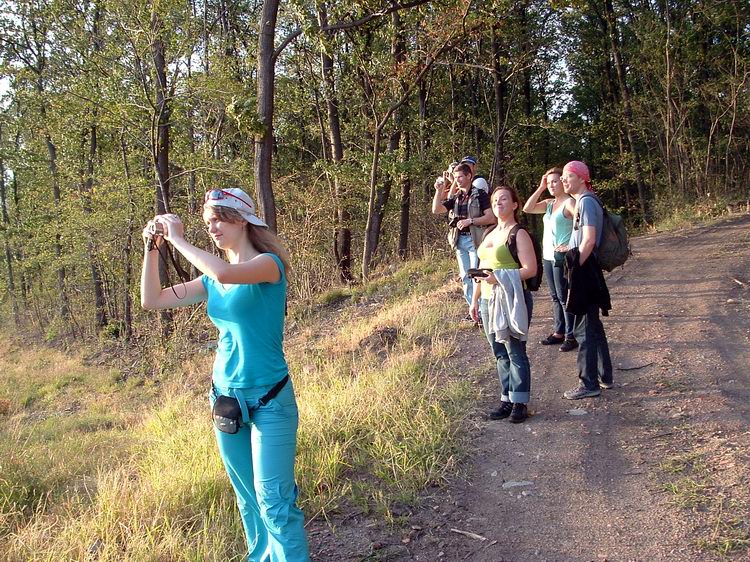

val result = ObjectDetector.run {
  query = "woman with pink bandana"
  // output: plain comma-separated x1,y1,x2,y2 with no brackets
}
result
560,161,614,400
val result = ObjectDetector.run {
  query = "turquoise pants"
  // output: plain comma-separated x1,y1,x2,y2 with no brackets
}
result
210,380,310,562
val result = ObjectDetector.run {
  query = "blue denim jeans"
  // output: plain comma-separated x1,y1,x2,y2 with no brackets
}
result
455,234,478,307
573,303,613,391
543,259,574,339
210,380,311,562
479,292,534,404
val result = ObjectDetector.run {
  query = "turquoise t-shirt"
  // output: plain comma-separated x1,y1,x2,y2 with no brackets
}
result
201,253,288,388
542,201,574,260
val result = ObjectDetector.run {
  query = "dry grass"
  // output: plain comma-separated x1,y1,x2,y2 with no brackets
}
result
0,257,473,559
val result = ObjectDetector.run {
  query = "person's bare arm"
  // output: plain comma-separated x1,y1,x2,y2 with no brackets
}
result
432,179,449,214
523,175,552,214
578,225,596,265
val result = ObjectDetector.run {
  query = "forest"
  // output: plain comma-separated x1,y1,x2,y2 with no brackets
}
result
0,0,748,345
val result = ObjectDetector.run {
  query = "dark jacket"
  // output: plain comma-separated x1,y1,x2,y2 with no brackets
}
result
564,248,611,316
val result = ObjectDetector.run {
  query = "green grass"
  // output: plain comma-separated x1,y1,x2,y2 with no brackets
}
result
660,451,710,509
660,449,750,557
695,496,750,556
649,197,741,233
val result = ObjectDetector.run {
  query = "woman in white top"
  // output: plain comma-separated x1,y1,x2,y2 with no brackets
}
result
523,168,576,352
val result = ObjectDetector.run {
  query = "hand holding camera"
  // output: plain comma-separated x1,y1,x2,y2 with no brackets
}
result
467,268,493,279
148,221,165,237
143,219,164,250
143,214,185,251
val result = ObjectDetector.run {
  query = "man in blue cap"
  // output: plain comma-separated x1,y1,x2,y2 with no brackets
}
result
461,156,489,193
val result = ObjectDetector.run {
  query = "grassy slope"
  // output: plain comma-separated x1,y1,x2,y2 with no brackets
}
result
0,256,476,561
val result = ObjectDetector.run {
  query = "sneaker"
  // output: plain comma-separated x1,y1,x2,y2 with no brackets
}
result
563,386,601,400
559,339,579,352
599,379,614,390
540,333,564,345
509,403,528,423
488,402,513,420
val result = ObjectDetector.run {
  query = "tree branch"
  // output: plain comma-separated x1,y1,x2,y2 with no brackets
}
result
273,0,432,62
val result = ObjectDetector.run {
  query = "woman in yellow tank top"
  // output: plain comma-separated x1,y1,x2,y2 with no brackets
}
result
470,186,538,423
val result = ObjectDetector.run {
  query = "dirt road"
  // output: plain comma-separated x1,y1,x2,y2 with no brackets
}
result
309,214,750,561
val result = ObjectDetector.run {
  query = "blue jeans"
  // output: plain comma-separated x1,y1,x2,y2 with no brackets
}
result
573,303,613,391
455,234,478,307
543,259,574,339
479,293,534,404
210,380,311,562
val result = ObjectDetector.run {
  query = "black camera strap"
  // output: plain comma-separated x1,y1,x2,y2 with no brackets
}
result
150,238,191,299
258,375,289,407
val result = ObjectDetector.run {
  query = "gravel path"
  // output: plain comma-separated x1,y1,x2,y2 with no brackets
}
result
309,214,750,562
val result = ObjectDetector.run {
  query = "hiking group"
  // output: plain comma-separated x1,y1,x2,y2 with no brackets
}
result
432,157,620,424
137,157,625,561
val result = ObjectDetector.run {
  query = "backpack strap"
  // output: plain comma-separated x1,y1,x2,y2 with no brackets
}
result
574,192,602,230
507,224,523,266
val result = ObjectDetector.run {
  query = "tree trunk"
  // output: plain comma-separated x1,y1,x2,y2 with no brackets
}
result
120,136,134,342
449,65,458,154
40,97,71,325
471,68,481,155
254,0,279,231
491,25,507,186
0,125,20,326
362,129,383,280
318,3,353,281
152,11,171,216
11,129,27,305
83,120,108,329
398,128,411,259
151,10,173,329
603,0,651,223
86,4,107,330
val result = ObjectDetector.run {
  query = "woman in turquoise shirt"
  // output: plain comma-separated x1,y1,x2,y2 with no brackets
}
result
140,188,310,562
523,168,576,352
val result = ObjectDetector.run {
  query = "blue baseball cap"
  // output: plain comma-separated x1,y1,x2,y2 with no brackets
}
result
461,156,477,165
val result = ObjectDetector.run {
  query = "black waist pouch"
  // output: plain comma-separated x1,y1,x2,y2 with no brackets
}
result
211,376,289,435
212,395,242,434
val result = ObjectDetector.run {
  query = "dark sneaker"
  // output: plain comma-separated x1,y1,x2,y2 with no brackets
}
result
599,379,614,390
488,402,513,420
559,339,579,352
509,403,528,423
563,386,601,400
540,333,564,345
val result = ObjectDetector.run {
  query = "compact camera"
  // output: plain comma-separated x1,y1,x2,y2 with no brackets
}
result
467,268,492,279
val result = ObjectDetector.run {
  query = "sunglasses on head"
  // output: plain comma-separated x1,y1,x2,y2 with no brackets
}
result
204,189,252,209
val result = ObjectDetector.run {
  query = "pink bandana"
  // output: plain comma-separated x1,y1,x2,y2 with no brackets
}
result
563,161,591,186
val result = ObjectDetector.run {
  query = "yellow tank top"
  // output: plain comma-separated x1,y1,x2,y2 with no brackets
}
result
476,228,519,300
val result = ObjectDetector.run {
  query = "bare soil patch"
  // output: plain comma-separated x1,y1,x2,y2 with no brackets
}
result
307,214,750,561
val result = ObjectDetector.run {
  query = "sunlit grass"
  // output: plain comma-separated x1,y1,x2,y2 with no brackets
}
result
0,257,473,559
